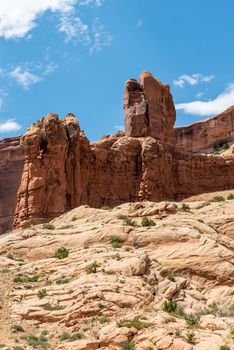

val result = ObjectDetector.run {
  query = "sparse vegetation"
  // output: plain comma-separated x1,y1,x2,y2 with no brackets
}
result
43,223,55,230
20,331,50,349
54,247,69,259
55,278,70,284
43,303,65,311
220,346,231,350
101,205,111,210
163,300,177,313
179,203,190,212
117,214,138,227
6,253,24,262
211,195,225,202
227,193,234,200
99,315,109,324
120,341,135,350
13,274,39,283
59,331,82,341
37,288,47,299
166,270,176,282
164,317,176,323
185,332,196,344
117,316,153,330
11,324,25,333
13,347,25,350
71,216,77,221
110,236,123,248
85,261,98,274
141,216,156,227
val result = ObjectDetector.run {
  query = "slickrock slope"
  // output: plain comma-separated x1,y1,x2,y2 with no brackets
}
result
0,137,24,233
174,106,234,154
0,193,234,349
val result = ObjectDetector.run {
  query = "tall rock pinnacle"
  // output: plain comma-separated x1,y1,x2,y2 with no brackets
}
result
124,71,176,143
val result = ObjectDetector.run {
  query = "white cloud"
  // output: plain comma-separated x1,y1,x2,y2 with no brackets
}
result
9,67,42,90
0,0,103,39
0,89,7,111
136,19,143,28
59,15,91,44
89,18,112,54
195,92,205,99
43,62,58,75
176,83,234,116
0,119,21,133
173,74,215,88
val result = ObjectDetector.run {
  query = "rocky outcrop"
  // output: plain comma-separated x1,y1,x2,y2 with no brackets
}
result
174,105,234,154
0,137,24,233
124,71,176,142
0,71,232,231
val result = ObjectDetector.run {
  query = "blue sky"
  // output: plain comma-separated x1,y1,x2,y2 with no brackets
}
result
0,0,234,141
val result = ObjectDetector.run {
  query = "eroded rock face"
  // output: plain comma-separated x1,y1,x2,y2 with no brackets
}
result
0,137,24,233
174,105,234,154
124,71,176,142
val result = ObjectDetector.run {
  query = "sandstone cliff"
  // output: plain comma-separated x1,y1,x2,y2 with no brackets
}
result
174,105,234,154
0,137,24,233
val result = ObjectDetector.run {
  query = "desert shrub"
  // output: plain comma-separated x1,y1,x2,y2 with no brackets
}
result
220,346,230,350
117,215,138,227
85,261,98,274
101,205,111,210
185,314,199,326
1,268,11,273
213,149,220,155
141,216,156,227
11,324,25,333
56,278,70,284
117,316,152,330
20,332,50,349
13,274,39,283
230,327,234,339
37,288,47,299
99,315,109,324
175,328,181,337
71,216,77,221
13,347,25,350
59,331,82,341
227,193,234,200
185,332,196,344
120,341,135,350
166,270,175,282
54,247,69,259
43,303,65,311
43,223,55,230
163,300,177,313
211,196,225,202
179,203,190,212
7,253,24,262
0,346,6,349
223,143,229,150
110,236,123,248
164,317,176,323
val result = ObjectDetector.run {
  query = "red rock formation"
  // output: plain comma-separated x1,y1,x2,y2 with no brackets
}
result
0,71,232,230
124,71,176,143
0,137,24,233
174,105,234,154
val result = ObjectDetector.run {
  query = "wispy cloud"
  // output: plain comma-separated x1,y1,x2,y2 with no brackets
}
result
0,89,7,111
173,74,215,88
59,15,91,44
0,0,104,40
176,83,234,116
0,119,21,133
89,18,112,54
114,124,123,131
9,67,42,90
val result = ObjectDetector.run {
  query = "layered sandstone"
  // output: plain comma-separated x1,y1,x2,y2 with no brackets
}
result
174,105,234,154
0,195,234,348
0,137,24,233
124,71,176,143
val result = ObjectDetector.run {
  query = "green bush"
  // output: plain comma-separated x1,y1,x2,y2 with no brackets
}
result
227,193,234,200
20,332,50,349
163,300,177,313
120,342,135,350
117,316,152,330
13,274,39,283
85,261,98,274
141,216,156,227
185,332,196,344
211,196,225,202
11,324,25,333
110,236,123,248
179,203,190,212
59,331,82,341
43,223,55,230
117,215,138,227
54,247,69,259
43,303,65,311
220,346,230,350
37,289,47,299
56,278,70,284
